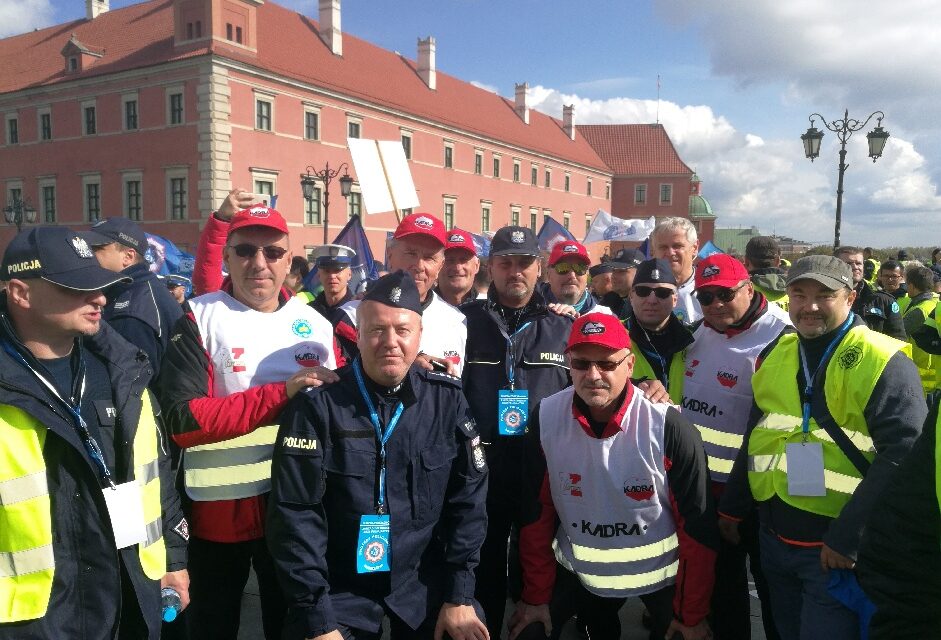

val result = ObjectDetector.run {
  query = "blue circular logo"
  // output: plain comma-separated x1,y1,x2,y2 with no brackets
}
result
891,301,900,313
292,319,313,337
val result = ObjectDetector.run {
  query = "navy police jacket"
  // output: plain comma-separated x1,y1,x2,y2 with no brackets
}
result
266,362,488,639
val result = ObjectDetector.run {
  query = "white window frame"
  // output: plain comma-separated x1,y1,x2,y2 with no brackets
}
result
303,102,321,141
563,211,571,230
635,183,647,205
443,141,454,169
37,107,52,141
480,201,491,233
513,159,521,183
253,88,275,132
5,113,18,145
165,85,185,126
510,205,521,227
346,114,363,140
81,174,102,222
529,207,539,231
443,198,456,230
164,166,189,220
122,92,139,131
81,99,97,136
38,177,56,223
587,177,593,197
121,171,144,221
564,173,571,192
474,149,483,175
659,183,673,205
249,167,279,206
400,129,412,160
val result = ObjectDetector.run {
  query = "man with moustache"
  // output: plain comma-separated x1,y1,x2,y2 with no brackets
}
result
267,271,488,640
720,255,926,640
834,246,905,340
541,240,611,315
650,217,702,323
435,229,480,307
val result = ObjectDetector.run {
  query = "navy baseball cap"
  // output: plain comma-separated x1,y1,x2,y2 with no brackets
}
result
2,227,132,291
609,248,645,270
489,226,540,257
81,217,148,252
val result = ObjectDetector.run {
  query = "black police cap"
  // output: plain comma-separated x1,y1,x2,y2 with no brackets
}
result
589,263,614,277
361,270,423,316
633,258,677,286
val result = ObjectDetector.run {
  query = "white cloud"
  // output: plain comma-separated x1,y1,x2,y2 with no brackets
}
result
470,80,498,94
0,0,54,37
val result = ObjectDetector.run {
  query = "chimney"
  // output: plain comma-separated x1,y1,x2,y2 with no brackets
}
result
86,0,109,19
319,0,342,56
514,82,529,124
563,104,575,140
417,37,436,90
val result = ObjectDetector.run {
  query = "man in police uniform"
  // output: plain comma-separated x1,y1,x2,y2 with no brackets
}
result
267,271,488,640
599,248,643,323
461,225,575,636
163,274,190,304
83,217,184,378
510,312,717,640
0,227,189,639
719,255,927,640
541,240,610,315
436,228,481,307
835,246,906,340
588,262,614,300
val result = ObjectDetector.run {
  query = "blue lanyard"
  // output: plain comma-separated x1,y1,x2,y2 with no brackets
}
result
639,345,669,389
797,313,855,438
504,321,533,390
2,340,115,488
352,360,404,515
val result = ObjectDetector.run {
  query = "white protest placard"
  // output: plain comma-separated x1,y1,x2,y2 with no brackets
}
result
348,138,420,218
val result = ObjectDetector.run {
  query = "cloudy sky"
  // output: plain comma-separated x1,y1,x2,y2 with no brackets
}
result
9,0,941,247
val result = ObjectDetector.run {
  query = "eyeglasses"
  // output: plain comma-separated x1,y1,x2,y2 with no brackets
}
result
553,263,588,276
570,353,630,372
633,285,675,299
695,282,746,306
229,243,288,261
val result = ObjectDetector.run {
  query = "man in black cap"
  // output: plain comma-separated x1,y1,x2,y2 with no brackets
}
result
83,217,183,378
588,263,613,301
600,247,644,323
267,271,488,640
461,226,575,636
0,227,189,639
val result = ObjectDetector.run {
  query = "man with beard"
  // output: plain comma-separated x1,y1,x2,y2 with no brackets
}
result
834,246,905,340
435,229,480,307
650,218,702,323
542,241,611,315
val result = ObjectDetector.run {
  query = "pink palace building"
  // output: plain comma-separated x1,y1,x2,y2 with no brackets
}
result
0,0,716,258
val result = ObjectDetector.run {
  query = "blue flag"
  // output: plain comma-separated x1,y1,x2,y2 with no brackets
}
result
303,215,378,295
469,232,491,257
536,218,576,252
145,233,196,296
697,240,724,259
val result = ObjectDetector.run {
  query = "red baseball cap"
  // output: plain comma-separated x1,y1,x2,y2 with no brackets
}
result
227,205,289,237
445,229,477,255
566,312,631,353
548,241,590,267
394,213,446,247
695,253,749,289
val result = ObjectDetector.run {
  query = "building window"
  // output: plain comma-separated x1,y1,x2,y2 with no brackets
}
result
563,212,571,230
544,169,551,188
348,191,362,218
195,21,202,38
8,187,22,209
169,92,184,125
660,184,672,204
186,22,193,39
401,132,412,160
605,182,611,200
305,186,322,225
444,143,453,169
84,105,96,135
125,180,142,220
513,161,521,183
170,177,187,220
481,205,491,233
530,210,538,231
444,202,455,230
401,208,413,216
587,178,592,197
68,57,77,71
226,23,233,40
585,214,592,235
6,117,17,145
474,151,482,175
124,99,138,130
256,99,272,131
254,180,274,202
236,27,243,44
304,110,320,140
511,207,520,226
492,156,500,178
41,185,56,223
531,165,538,186
39,112,52,140
564,174,570,192
635,184,647,204
85,182,101,221
347,120,361,139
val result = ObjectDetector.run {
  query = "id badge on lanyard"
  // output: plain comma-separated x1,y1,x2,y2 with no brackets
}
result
498,321,532,436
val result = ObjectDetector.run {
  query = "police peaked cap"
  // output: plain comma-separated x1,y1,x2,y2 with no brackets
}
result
362,270,423,315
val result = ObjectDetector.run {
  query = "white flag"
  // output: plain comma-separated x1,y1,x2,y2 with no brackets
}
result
583,210,656,244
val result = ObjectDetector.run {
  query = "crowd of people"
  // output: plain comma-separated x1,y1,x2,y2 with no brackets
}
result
1,189,939,640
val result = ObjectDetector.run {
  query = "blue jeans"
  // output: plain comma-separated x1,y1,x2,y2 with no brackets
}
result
759,527,860,640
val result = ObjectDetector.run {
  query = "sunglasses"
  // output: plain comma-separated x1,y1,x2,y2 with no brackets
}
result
570,353,630,372
633,285,675,299
229,243,288,261
553,263,588,276
695,282,746,305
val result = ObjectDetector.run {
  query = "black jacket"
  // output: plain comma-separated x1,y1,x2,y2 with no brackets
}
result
852,281,906,340
857,398,941,638
0,299,186,640
104,262,184,379
267,363,487,638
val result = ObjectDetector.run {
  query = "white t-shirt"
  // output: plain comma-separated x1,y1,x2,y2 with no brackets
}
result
675,273,702,324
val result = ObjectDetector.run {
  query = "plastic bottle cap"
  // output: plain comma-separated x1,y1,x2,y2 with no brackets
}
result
163,608,178,623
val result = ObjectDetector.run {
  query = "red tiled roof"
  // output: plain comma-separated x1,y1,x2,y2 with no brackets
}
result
577,124,692,176
0,0,609,172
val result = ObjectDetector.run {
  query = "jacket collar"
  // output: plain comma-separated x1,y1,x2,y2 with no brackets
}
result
571,383,634,439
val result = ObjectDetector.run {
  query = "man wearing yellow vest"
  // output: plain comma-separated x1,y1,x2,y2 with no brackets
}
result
157,206,340,639
901,265,938,395
719,255,927,640
0,227,189,639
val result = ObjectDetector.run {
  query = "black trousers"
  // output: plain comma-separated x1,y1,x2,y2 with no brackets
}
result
474,498,515,637
514,565,675,640
185,536,286,640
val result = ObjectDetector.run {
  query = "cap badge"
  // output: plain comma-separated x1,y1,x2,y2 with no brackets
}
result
414,216,434,229
511,231,525,244
581,321,605,335
702,265,720,278
562,244,578,253
650,269,660,280
70,236,94,259
389,287,402,303
249,206,270,218
449,233,465,243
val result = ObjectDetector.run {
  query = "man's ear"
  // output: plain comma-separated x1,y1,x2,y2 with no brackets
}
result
6,279,31,310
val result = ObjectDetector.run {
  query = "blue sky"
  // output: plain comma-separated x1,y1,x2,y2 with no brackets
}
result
10,0,941,247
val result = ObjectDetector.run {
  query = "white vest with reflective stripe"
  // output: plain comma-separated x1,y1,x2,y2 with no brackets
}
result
341,290,468,374
681,304,790,481
539,387,679,598
184,292,336,501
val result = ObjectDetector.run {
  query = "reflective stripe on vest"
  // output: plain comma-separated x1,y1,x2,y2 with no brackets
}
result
748,327,903,519
554,536,679,592
906,297,938,393
184,424,279,501
135,391,166,580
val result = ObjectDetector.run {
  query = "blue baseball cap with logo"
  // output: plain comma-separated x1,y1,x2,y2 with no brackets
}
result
81,217,148,252
2,227,131,291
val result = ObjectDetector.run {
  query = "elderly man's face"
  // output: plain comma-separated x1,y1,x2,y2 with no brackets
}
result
653,229,698,281
440,249,479,299
569,344,634,413
388,236,444,301
357,301,422,386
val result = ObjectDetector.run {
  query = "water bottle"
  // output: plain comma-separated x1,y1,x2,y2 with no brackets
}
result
161,587,182,623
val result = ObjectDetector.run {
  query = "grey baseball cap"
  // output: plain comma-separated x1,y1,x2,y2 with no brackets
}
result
786,255,853,290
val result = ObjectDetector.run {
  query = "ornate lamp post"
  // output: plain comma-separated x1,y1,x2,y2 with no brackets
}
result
300,163,354,244
801,109,889,249
3,195,37,233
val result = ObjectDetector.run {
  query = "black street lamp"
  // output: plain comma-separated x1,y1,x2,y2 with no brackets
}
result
3,195,37,233
801,109,889,250
300,162,354,244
